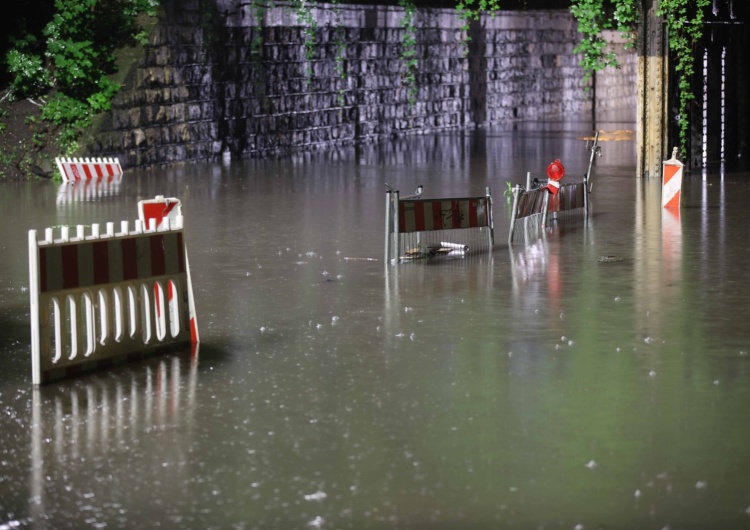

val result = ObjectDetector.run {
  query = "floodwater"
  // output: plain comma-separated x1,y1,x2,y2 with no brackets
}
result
2,115,750,529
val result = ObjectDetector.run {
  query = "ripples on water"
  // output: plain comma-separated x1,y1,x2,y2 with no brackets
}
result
2,116,750,528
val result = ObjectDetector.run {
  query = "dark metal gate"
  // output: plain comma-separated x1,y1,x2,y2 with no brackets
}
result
674,1,749,171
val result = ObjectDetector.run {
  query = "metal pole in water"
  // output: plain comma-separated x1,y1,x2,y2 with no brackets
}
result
586,131,601,192
384,191,391,263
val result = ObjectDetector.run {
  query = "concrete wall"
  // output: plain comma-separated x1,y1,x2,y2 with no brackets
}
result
89,0,636,168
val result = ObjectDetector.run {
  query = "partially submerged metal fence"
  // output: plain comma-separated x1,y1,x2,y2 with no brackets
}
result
385,188,494,263
508,134,600,245
28,216,197,385
508,181,589,245
508,187,550,245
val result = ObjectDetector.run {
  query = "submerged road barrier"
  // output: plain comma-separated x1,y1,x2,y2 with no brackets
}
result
662,148,683,209
55,157,123,182
28,215,198,385
385,187,494,263
508,187,550,245
508,161,589,245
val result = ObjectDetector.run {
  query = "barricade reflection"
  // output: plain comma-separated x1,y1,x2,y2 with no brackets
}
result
56,175,123,205
634,178,683,337
30,352,198,520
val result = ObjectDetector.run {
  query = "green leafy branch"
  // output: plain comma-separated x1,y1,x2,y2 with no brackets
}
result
455,0,500,56
250,0,267,57
294,0,318,76
4,0,158,156
332,0,347,105
569,0,712,156
658,0,711,154
570,0,636,85
399,0,419,106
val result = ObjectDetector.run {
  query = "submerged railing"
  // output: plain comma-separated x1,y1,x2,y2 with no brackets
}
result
509,134,599,245
385,187,494,263
508,181,589,245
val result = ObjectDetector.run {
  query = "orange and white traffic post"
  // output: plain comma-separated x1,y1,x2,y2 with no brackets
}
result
662,147,683,209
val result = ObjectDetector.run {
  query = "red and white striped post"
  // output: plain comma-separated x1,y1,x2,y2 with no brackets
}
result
662,148,683,209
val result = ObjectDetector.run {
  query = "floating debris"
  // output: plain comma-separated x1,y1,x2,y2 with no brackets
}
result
579,130,635,142
400,242,469,261
598,255,624,263
308,515,324,528
304,490,327,501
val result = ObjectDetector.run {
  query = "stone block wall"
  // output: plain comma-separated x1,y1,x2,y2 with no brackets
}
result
89,0,636,168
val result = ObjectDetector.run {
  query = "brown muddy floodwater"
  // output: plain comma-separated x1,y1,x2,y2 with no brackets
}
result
2,116,750,529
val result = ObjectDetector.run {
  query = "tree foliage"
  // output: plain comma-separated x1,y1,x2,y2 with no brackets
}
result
569,0,714,155
4,0,158,154
570,0,637,83
658,0,711,154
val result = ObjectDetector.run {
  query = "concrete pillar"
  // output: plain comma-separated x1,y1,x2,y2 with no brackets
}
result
636,0,669,178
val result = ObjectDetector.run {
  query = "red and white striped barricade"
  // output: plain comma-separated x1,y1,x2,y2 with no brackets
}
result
662,148,683,209
385,187,494,263
28,217,197,385
55,157,123,182
138,196,199,343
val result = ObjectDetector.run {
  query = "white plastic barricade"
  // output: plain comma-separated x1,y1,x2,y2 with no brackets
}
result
138,196,199,343
55,157,123,182
28,217,197,385
662,148,683,209
384,188,494,263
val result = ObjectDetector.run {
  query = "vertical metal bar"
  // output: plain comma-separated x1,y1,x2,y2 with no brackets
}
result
584,179,589,216
508,186,520,244
587,130,600,192
384,191,391,263
29,230,41,385
392,191,400,262
385,190,393,265
542,192,550,228
486,187,494,248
